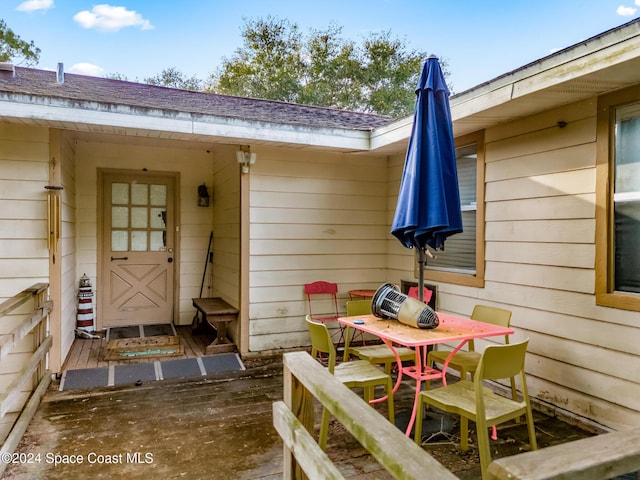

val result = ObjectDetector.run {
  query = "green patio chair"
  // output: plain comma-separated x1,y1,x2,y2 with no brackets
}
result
415,339,537,479
306,315,394,450
427,305,516,401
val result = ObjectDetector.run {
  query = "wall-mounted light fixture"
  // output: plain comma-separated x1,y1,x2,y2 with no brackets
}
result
236,146,256,174
198,183,210,207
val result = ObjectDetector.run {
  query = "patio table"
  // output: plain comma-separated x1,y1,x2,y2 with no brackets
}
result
347,289,376,300
339,313,514,437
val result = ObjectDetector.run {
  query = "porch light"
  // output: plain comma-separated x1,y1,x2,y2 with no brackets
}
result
236,147,256,174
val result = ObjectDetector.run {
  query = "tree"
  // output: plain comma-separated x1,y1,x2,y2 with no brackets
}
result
361,31,426,117
209,16,446,118
299,24,363,111
144,67,203,91
211,17,305,102
105,72,131,81
0,19,40,66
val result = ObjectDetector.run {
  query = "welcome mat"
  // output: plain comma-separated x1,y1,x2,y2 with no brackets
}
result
103,335,184,361
59,353,245,391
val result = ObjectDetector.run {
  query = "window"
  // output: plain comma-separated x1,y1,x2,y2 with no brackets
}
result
419,131,485,287
596,86,640,311
110,181,168,253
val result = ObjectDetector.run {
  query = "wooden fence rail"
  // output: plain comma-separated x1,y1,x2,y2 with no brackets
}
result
0,283,52,476
275,351,640,480
276,350,457,480
487,428,640,480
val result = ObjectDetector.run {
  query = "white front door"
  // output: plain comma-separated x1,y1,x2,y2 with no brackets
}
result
99,170,177,327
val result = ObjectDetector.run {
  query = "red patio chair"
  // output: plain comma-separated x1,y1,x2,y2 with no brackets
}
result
408,286,433,305
303,281,345,347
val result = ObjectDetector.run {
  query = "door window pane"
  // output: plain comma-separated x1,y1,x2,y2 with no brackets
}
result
112,231,128,251
112,183,129,204
112,206,128,228
150,231,166,251
131,207,148,228
150,208,166,228
150,185,167,206
131,231,147,251
131,184,148,205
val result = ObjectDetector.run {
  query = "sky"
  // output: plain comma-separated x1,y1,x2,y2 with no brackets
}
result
3,0,640,93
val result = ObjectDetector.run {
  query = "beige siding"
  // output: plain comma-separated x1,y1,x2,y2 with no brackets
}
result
247,147,388,351
482,100,640,429
75,139,215,327
0,123,49,440
59,131,77,368
209,144,240,341
385,152,418,284
383,98,639,430
0,124,50,298
458,99,638,430
210,144,240,304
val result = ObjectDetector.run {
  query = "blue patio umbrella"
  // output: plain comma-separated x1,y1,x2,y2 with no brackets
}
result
391,56,462,302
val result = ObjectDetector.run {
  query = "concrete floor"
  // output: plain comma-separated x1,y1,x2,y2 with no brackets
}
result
3,354,597,480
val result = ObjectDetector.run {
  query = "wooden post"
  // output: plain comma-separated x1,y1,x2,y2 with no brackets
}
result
283,354,315,479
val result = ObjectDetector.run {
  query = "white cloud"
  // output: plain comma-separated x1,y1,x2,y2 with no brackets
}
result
73,4,153,32
68,63,105,77
16,0,54,12
617,5,637,16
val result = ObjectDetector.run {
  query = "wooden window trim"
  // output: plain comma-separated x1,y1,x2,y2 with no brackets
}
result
418,130,485,288
595,85,640,312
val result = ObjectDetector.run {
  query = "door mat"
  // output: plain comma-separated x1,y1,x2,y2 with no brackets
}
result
103,337,184,361
105,323,176,341
59,353,245,391
106,335,180,349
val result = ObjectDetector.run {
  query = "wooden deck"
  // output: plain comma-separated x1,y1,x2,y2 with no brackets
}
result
61,325,217,371
5,354,601,480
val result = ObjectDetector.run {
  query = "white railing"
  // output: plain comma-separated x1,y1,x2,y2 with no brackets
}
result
0,283,52,476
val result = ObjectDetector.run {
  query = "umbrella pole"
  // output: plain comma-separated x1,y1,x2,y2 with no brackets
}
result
416,248,427,303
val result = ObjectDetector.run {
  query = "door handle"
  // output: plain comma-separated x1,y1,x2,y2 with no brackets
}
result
168,257,173,263
111,256,129,261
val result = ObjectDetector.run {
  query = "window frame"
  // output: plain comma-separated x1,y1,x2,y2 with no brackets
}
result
595,85,640,311
417,130,485,288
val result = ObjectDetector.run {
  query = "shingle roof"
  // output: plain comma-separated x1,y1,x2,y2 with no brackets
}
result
0,67,392,131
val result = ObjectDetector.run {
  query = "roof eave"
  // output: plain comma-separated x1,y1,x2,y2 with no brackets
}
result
0,92,372,151
372,18,640,154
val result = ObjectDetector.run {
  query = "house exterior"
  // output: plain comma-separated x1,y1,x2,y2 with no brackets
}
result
1,18,639,434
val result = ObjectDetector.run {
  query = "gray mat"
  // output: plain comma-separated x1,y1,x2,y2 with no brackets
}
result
106,323,176,341
201,354,246,373
59,367,109,390
60,353,245,391
161,358,204,380
113,362,157,385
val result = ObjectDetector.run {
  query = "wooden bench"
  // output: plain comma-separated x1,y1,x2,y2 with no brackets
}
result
192,297,238,354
